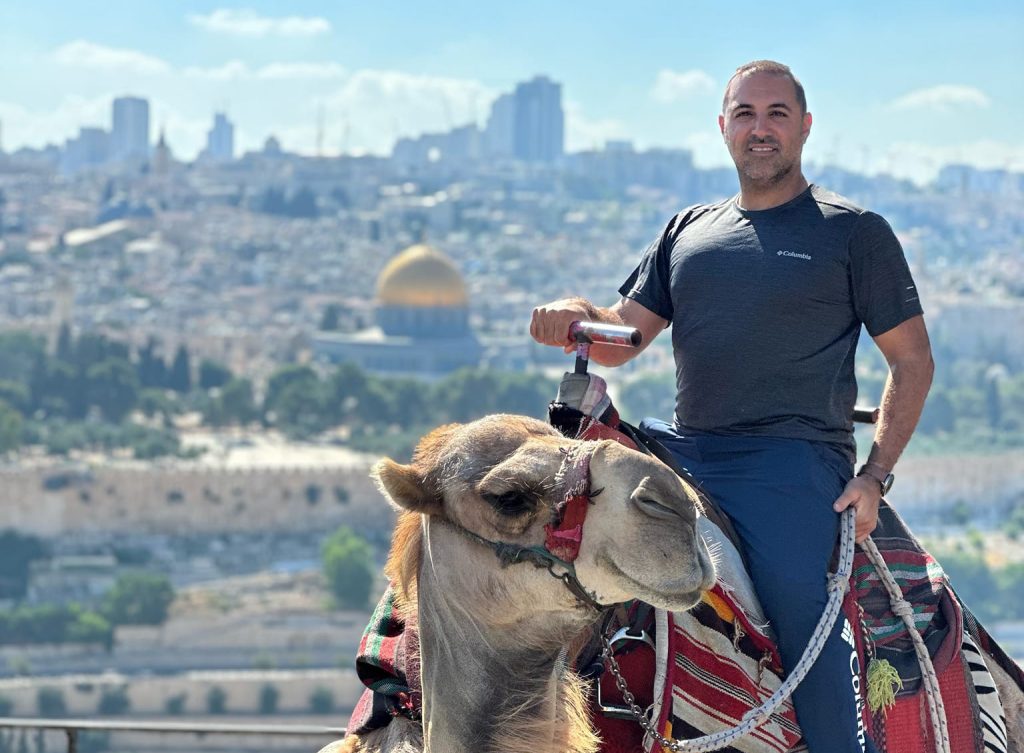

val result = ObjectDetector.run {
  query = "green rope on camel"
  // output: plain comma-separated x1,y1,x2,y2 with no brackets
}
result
866,657,903,713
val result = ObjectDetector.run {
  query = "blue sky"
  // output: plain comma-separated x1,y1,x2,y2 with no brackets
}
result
1,0,1021,182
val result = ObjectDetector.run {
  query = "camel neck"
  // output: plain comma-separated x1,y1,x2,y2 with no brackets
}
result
414,524,598,753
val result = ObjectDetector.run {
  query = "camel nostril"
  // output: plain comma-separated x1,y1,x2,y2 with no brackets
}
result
632,496,683,521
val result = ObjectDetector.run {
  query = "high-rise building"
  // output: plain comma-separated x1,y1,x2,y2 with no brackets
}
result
484,93,516,159
110,96,150,162
61,127,110,175
512,76,564,163
205,113,235,162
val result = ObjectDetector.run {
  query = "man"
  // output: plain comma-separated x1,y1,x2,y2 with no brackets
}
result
531,60,933,753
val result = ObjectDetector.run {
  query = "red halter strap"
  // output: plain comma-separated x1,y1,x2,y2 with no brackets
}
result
544,447,594,562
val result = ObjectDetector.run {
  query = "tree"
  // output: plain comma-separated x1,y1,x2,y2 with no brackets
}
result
309,687,334,714
320,304,342,332
168,346,192,394
205,378,256,426
0,531,47,600
97,686,130,715
102,573,175,626
86,359,140,422
36,687,66,717
0,401,22,455
258,684,280,714
198,359,232,390
55,323,73,364
321,526,375,610
164,693,186,715
136,337,168,389
206,686,227,714
288,187,319,218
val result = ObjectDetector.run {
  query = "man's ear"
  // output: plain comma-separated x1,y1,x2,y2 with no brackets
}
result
373,458,443,516
802,111,812,143
718,114,726,137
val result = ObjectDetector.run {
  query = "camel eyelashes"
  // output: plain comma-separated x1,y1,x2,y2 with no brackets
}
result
481,490,538,516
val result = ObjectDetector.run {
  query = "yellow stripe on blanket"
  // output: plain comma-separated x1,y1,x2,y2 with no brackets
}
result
700,590,735,623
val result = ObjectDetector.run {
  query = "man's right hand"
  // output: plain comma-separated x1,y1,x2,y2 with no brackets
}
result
530,298,599,352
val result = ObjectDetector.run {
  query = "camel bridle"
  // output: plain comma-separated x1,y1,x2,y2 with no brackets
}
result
438,444,609,613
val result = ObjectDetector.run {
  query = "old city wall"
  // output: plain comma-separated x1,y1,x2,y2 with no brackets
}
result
0,463,394,537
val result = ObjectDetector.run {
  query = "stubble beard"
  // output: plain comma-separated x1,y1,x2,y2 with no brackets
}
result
736,151,795,188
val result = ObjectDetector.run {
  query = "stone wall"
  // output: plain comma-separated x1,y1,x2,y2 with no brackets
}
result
0,463,394,537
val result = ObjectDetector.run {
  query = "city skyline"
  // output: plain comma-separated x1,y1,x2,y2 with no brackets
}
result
0,1,1021,183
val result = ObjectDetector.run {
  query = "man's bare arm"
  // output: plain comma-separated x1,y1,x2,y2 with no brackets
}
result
833,314,933,541
862,314,935,474
530,297,668,366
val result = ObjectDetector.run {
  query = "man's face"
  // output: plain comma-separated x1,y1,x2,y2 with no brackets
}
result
718,72,812,185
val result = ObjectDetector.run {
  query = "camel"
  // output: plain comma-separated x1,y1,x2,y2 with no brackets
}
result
323,414,1024,753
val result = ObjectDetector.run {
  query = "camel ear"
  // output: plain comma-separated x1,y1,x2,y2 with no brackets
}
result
373,458,443,515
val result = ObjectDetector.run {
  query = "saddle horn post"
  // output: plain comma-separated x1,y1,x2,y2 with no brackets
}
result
568,321,643,375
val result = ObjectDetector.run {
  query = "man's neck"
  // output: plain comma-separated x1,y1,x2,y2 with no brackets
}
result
736,172,809,211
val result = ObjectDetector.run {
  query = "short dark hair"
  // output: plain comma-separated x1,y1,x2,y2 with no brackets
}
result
722,60,807,114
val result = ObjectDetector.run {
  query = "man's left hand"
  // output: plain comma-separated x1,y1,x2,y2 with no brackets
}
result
833,476,882,543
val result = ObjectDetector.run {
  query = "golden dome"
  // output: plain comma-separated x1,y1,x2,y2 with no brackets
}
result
375,244,468,307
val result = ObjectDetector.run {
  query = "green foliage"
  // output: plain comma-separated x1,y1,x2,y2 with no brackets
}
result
0,603,111,647
198,359,232,390
86,359,140,422
309,686,334,714
102,572,175,626
97,686,130,715
320,304,342,331
164,692,187,715
0,401,22,455
618,372,677,422
203,377,257,426
168,345,192,394
0,332,45,384
258,683,280,714
36,686,66,717
321,526,375,610
206,685,227,714
0,694,13,716
0,530,48,599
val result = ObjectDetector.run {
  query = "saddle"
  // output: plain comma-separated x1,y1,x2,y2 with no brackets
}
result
346,374,1023,753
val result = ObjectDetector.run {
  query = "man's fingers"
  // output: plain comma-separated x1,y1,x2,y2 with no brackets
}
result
833,489,859,512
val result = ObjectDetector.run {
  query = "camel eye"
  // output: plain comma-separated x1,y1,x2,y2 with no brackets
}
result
482,490,536,516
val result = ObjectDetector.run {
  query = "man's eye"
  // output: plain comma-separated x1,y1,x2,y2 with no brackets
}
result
770,111,788,117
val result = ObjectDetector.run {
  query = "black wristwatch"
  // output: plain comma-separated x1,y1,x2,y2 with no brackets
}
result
857,464,894,496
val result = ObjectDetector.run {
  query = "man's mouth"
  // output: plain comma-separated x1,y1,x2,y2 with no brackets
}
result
749,145,777,153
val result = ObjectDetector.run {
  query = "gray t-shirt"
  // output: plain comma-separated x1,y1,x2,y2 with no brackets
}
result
619,184,923,451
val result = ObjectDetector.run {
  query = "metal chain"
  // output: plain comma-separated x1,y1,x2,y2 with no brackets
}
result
599,508,856,752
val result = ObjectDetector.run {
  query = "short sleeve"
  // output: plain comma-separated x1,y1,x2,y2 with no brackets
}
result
617,213,686,322
849,212,924,336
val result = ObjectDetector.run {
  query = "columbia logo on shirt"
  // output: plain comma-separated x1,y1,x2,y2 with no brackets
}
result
777,250,812,260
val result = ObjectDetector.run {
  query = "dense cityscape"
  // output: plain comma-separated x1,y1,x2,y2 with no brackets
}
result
0,73,1022,751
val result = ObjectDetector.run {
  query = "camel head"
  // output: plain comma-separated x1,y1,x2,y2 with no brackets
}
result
373,415,716,626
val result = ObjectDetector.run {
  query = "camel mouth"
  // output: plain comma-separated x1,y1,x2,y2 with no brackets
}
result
599,555,714,612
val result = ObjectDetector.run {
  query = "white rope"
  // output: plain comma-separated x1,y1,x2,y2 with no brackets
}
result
608,507,858,752
861,537,951,753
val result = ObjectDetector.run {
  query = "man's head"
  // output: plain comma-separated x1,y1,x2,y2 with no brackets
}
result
719,60,812,187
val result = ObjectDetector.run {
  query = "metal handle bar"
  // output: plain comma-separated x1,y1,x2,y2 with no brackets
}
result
852,406,880,424
569,321,643,347
568,321,642,375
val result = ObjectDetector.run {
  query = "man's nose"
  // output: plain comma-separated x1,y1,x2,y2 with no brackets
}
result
751,114,771,137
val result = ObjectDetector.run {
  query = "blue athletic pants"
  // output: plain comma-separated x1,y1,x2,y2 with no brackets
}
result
640,419,877,753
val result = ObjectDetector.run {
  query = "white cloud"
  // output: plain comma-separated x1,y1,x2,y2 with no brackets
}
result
187,9,331,37
882,140,1024,184
0,95,114,148
321,70,495,154
889,85,991,111
651,69,715,104
52,40,170,75
563,101,628,152
258,62,346,80
184,61,347,81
